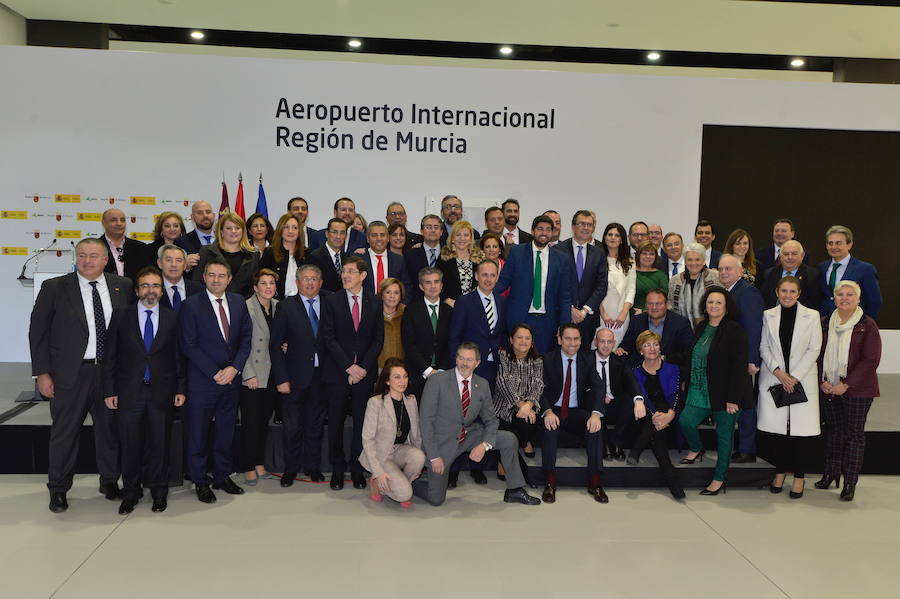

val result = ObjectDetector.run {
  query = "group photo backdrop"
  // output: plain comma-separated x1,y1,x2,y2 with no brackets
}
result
0,45,897,367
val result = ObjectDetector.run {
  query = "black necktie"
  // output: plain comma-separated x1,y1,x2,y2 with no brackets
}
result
599,360,608,398
89,281,106,360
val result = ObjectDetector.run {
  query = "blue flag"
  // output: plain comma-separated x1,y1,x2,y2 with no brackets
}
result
255,174,268,218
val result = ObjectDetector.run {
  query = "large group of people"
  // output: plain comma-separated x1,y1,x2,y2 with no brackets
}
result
28,196,883,514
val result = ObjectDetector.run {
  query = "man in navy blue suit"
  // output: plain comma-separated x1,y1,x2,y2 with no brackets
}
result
818,225,882,319
404,214,443,303
617,289,693,368
448,259,507,388
755,218,809,272
553,210,608,351
495,215,571,354
321,197,367,253
694,220,721,269
287,196,323,250
718,254,764,463
179,258,253,503
360,221,411,301
156,244,204,312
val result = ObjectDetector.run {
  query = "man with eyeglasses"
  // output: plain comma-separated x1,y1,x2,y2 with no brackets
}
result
103,267,185,514
100,207,154,280
386,201,423,247
439,195,480,246
628,221,649,259
404,214,444,303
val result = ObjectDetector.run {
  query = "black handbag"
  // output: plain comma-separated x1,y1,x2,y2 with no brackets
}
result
769,382,808,408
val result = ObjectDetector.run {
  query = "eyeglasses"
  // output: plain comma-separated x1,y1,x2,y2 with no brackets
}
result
388,211,406,217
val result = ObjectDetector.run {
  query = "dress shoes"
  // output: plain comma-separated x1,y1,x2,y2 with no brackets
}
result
471,470,488,485
49,492,68,513
280,472,297,487
151,497,168,513
306,469,325,483
330,472,344,490
541,484,556,503
213,477,245,495
731,452,757,464
840,483,856,502
351,472,367,489
503,487,541,505
99,482,122,501
588,486,609,504
195,485,217,504
668,484,686,500
448,471,459,488
118,499,137,515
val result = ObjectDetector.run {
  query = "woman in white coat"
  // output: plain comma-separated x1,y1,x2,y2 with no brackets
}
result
757,276,822,499
598,222,636,347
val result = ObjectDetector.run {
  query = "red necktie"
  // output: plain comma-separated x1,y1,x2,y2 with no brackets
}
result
351,294,360,331
216,298,230,343
459,379,470,442
560,358,572,420
376,254,385,290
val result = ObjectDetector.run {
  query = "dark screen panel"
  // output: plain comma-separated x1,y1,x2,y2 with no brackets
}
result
698,125,898,328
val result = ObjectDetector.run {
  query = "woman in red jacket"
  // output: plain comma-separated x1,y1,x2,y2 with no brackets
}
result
816,280,882,502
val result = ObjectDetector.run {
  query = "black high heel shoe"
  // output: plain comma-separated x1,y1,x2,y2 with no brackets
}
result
840,483,856,502
699,481,727,496
680,449,706,465
789,480,805,499
815,474,841,489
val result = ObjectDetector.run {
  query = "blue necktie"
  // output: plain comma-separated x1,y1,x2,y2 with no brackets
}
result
307,298,319,337
172,286,182,311
428,247,437,267
143,309,153,382
333,252,341,275
203,235,212,245
672,262,679,276
783,270,794,278
576,245,585,282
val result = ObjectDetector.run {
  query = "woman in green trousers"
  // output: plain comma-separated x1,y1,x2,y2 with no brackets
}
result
679,287,750,495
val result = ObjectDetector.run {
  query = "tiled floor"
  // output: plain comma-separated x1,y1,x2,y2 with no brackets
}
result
3,473,898,598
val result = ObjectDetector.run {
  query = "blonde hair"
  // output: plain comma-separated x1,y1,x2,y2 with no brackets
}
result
635,330,662,353
440,220,484,262
215,212,254,252
834,280,861,297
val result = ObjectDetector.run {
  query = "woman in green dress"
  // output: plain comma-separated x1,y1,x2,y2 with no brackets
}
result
678,287,750,495
633,241,669,314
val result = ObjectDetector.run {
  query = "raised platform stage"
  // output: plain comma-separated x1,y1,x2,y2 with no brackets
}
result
2,363,898,487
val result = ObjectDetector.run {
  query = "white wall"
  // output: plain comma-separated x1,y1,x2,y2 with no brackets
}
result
0,3,25,45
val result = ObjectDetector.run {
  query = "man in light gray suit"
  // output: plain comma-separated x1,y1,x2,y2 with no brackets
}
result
414,343,541,506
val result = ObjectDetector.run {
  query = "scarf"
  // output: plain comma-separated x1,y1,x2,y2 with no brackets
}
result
823,306,864,385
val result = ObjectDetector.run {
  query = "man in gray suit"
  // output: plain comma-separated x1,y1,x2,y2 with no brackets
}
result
414,343,540,506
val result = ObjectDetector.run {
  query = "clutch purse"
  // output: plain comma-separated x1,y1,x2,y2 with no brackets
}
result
769,382,808,408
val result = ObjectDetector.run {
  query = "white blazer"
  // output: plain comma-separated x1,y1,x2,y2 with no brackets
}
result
757,303,822,436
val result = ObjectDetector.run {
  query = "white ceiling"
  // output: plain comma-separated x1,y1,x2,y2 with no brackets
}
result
6,0,900,60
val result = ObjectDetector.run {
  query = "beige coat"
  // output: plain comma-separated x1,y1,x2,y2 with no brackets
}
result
359,394,422,478
242,296,277,388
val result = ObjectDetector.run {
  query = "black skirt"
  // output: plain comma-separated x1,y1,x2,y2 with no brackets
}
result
757,430,821,474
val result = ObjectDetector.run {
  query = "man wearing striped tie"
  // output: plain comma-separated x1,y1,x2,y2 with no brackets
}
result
403,214,443,304
414,343,541,506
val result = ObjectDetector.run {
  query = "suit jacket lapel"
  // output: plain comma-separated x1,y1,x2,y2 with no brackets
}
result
67,274,90,334
103,273,129,309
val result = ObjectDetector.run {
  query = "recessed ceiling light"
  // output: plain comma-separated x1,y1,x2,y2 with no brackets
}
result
190,31,205,40
499,46,513,56
790,57,806,68
647,51,661,61
348,39,362,49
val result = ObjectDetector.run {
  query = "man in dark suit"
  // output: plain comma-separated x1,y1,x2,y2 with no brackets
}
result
554,210,608,351
385,201,423,247
179,257,253,503
413,343,540,506
755,218,810,272
483,206,505,237
500,198,533,246
287,196,323,250
361,221,411,301
718,254,764,462
319,255,384,490
29,238,131,513
448,260,507,387
402,267,453,401
306,218,348,293
618,289,693,366
594,328,643,462
495,215,571,354
439,195,480,245
818,225,882,318
540,324,606,503
321,197,366,253
657,232,686,278
759,241,821,310
628,221,649,258
174,200,216,273
694,220,721,268
103,267,185,514
403,214,443,303
100,208,154,281
156,244,204,312
269,264,330,485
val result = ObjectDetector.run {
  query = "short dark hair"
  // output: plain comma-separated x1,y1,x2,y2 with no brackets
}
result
773,218,795,231
287,197,307,211
484,206,503,220
252,267,279,287
695,219,715,235
571,210,595,226
476,258,499,274
531,215,554,231
557,322,581,338
501,198,519,211
441,195,460,206
334,197,354,211
134,266,162,290
542,210,560,217
342,254,366,273
699,286,737,322
374,357,408,397
204,256,231,276
456,342,481,361
645,288,668,302
420,214,442,229
629,221,649,235
327,217,348,231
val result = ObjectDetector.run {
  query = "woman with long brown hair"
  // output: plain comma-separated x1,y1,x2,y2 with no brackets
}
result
260,213,307,299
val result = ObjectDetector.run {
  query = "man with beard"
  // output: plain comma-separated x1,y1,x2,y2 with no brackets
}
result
500,198,533,246
439,195,480,245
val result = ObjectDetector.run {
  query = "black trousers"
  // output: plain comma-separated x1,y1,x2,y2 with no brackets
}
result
239,386,276,472
631,416,679,487
118,385,173,500
282,374,328,473
47,363,120,493
541,407,604,474
327,376,374,474
603,394,635,448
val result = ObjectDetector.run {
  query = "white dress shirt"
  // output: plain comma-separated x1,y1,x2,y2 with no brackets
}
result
368,249,389,290
554,352,579,408
422,298,442,377
164,278,186,306
503,227,520,245
78,272,113,360
476,288,496,361
206,289,231,341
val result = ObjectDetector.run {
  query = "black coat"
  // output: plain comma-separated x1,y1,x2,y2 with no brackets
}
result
305,245,345,293
102,236,155,281
686,319,751,411
159,278,204,311
268,291,331,390
318,289,384,383
403,245,441,303
259,246,306,300
192,242,260,298
540,349,603,415
553,238,608,312
759,263,822,311
401,299,454,382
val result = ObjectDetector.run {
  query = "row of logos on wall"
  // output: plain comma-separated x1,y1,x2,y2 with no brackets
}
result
1,194,193,256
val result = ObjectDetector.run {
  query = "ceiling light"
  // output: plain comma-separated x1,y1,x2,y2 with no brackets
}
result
348,39,362,49
647,51,661,61
790,57,806,68
190,31,205,40
499,46,513,56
